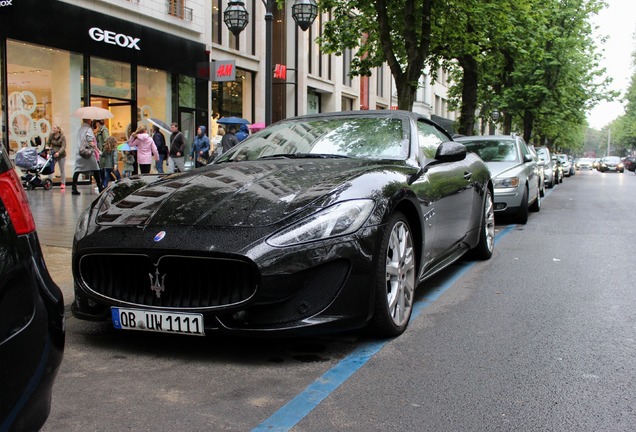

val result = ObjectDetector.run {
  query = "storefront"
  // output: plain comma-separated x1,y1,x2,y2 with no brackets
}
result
0,0,209,175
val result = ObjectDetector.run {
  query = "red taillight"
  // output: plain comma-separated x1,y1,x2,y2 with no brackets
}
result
0,168,36,235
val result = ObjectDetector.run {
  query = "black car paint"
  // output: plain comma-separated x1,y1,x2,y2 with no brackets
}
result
0,147,64,431
72,111,492,336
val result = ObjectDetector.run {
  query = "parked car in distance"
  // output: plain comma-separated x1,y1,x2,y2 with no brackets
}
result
622,156,636,172
575,157,594,170
0,145,65,431
555,154,574,177
456,134,541,224
72,110,495,338
536,146,557,188
529,146,545,197
598,156,624,173
552,156,564,184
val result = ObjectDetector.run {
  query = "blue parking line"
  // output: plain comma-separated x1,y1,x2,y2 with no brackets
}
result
252,224,515,432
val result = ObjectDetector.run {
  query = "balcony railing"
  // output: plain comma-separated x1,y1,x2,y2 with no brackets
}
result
166,1,193,21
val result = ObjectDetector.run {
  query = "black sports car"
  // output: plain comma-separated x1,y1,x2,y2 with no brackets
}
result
72,111,494,337
0,145,65,431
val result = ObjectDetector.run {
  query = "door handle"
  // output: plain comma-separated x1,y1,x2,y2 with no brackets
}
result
463,172,472,180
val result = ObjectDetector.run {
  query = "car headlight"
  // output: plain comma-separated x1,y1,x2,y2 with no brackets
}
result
618,163,624,168
267,199,375,247
74,206,92,241
493,177,520,188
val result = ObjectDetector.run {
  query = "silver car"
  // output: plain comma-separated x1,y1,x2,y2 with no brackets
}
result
457,134,541,224
536,146,557,188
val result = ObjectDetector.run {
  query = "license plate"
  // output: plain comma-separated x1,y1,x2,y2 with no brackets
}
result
111,307,205,336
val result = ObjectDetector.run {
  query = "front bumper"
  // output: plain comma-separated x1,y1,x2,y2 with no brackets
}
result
72,225,383,336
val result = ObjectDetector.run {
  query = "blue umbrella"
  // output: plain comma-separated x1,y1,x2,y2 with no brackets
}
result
217,116,250,125
117,143,136,151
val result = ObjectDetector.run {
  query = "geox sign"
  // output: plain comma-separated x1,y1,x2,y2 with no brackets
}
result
0,1,14,7
89,27,141,50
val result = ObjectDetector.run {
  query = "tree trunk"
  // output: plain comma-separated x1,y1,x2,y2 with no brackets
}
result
458,55,478,136
396,79,417,111
523,110,534,143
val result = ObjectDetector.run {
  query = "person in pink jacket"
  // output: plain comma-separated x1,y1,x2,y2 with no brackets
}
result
128,124,158,174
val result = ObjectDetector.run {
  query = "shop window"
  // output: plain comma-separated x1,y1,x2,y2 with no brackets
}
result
6,40,82,153
211,70,252,119
91,57,132,100
137,66,172,129
179,75,196,108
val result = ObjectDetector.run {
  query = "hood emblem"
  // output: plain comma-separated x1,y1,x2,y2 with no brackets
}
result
154,231,166,242
149,267,166,298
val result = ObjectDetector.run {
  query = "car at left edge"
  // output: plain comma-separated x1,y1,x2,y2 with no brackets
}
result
0,144,65,431
71,110,494,338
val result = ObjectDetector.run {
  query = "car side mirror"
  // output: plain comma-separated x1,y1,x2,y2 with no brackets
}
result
435,141,466,162
523,154,533,163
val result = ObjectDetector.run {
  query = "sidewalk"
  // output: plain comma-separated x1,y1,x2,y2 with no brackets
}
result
26,183,100,248
26,184,101,306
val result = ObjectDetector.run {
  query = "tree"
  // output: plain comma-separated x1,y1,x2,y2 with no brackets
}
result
316,0,433,110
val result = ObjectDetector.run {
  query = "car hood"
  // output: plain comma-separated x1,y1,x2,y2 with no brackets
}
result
96,159,400,228
485,161,523,178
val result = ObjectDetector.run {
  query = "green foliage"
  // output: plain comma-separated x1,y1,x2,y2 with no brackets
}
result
317,0,433,109
316,0,616,152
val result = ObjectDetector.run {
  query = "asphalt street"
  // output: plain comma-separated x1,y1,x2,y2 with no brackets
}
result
30,169,636,431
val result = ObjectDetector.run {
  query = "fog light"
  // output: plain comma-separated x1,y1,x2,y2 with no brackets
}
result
494,203,507,210
232,310,247,322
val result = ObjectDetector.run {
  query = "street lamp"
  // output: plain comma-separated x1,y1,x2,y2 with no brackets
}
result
223,0,318,126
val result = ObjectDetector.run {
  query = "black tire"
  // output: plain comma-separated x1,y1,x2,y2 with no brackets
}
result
43,179,53,190
547,176,555,188
470,188,495,260
514,187,529,224
368,211,416,337
26,182,35,190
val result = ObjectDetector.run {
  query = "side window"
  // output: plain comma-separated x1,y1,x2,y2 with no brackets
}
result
417,121,448,159
517,138,532,161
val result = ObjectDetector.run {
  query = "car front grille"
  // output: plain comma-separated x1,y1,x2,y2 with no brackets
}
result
78,254,257,309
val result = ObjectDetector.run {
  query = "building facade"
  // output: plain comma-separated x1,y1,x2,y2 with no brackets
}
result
0,0,457,176
0,0,210,174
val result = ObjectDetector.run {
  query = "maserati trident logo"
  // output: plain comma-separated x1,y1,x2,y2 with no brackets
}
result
149,267,166,298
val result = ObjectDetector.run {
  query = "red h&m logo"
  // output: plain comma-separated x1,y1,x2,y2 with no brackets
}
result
216,63,234,78
274,64,287,80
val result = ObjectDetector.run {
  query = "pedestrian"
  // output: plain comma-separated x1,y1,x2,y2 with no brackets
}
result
190,126,210,168
168,122,186,173
122,151,135,178
152,125,167,173
236,124,250,142
94,119,109,152
71,118,102,196
210,126,224,160
47,124,67,190
100,136,120,189
128,124,158,174
221,124,240,154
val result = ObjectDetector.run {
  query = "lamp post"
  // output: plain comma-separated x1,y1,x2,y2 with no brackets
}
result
224,0,318,126
489,109,500,135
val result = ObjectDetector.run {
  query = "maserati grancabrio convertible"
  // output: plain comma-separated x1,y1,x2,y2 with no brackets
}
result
72,110,494,337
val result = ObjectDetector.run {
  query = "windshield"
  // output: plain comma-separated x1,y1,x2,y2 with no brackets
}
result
462,140,519,162
216,116,409,162
603,156,621,163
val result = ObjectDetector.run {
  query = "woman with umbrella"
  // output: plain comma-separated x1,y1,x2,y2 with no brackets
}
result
71,118,102,195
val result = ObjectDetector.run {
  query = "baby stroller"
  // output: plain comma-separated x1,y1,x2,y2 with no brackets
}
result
15,147,56,190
